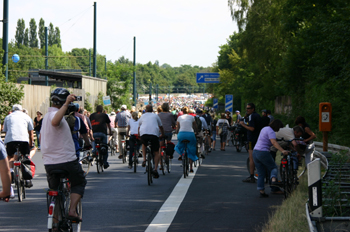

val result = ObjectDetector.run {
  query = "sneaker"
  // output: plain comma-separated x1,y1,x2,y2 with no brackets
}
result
25,180,33,188
118,155,122,159
200,154,206,159
190,169,194,173
208,148,212,152
142,161,146,167
104,163,110,169
178,156,182,161
128,165,132,169
242,176,256,183
10,186,15,198
138,153,142,158
152,170,159,178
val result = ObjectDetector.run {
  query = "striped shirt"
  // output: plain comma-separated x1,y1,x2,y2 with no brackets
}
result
115,110,131,127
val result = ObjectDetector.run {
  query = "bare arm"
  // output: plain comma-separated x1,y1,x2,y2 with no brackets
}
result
159,126,165,137
176,121,180,134
239,121,255,132
28,130,34,146
0,157,11,198
51,94,75,127
271,139,288,155
304,127,316,143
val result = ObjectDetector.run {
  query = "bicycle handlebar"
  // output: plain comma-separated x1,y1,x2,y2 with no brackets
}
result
276,137,304,142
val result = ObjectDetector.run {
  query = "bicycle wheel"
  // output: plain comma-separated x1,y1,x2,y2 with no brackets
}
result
15,166,23,202
160,153,165,175
182,153,186,178
133,152,137,173
96,151,103,174
185,154,189,176
280,164,289,199
48,197,63,232
122,146,126,164
80,152,92,176
147,154,152,185
110,137,116,156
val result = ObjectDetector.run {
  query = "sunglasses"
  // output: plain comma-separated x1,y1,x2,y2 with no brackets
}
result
246,107,252,110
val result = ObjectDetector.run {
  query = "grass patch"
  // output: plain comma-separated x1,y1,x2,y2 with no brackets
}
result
262,173,309,232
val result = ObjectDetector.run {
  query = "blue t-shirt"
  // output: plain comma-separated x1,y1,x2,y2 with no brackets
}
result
0,140,8,160
254,126,276,151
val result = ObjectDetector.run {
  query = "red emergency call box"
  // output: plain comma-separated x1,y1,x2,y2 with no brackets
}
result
319,102,332,131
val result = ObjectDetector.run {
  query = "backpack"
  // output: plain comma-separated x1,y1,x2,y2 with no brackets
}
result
194,116,202,133
64,111,79,134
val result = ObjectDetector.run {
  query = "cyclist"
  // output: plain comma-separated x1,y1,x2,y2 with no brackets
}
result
235,110,242,123
115,105,131,158
253,119,288,197
195,109,208,159
109,111,117,150
294,116,316,165
41,88,86,221
157,103,176,155
240,103,262,183
0,140,12,200
138,105,165,178
90,105,112,169
202,110,213,151
225,111,233,146
211,112,218,151
216,113,230,151
33,111,43,150
126,112,140,169
3,104,34,188
175,106,198,172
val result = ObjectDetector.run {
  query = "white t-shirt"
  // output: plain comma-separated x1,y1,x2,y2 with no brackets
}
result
276,127,294,140
178,114,195,132
128,118,139,135
3,110,34,144
138,112,163,137
40,107,76,165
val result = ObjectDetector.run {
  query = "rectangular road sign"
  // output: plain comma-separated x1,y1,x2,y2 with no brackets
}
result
196,73,220,83
103,96,111,106
213,98,218,109
225,95,233,113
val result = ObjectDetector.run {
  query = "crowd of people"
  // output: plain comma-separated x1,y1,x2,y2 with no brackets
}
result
0,88,317,204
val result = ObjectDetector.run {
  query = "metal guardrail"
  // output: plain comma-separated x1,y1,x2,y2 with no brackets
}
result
314,141,350,153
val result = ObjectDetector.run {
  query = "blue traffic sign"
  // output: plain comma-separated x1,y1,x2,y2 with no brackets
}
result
225,95,233,113
213,98,218,109
196,73,220,83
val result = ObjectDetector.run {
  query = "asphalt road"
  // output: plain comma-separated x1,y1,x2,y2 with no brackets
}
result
0,137,283,232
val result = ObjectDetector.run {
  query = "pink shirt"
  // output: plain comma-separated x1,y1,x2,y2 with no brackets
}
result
41,107,76,165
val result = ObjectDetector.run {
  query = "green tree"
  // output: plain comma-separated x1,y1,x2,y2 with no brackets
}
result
48,23,55,46
38,18,45,49
0,82,25,122
23,28,29,47
15,19,25,47
54,27,61,48
29,18,38,48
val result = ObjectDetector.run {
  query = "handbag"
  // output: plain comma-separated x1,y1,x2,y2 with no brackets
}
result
218,126,223,135
21,158,36,180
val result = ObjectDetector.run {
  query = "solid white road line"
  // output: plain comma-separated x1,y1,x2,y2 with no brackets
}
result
145,166,198,232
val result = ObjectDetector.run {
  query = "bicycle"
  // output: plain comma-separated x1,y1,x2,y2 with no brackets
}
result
203,130,211,156
79,146,94,176
47,170,82,232
194,136,202,167
160,136,172,174
94,138,107,174
108,134,116,156
181,140,190,178
129,134,141,173
276,137,304,198
119,132,127,164
232,124,248,152
144,141,154,185
13,144,26,202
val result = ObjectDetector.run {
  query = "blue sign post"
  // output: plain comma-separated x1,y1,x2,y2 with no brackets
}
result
225,95,233,113
196,73,220,83
213,98,218,109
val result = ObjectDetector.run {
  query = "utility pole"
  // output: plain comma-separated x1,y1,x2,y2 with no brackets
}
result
93,2,97,77
133,36,136,106
156,84,158,101
149,82,152,105
89,49,91,76
2,0,9,81
45,26,48,86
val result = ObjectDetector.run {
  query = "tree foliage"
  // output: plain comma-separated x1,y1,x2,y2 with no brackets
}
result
220,0,350,145
29,18,38,48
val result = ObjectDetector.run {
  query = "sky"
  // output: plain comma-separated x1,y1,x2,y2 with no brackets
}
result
0,0,238,67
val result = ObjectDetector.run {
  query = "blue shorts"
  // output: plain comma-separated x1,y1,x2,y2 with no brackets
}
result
212,131,217,141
